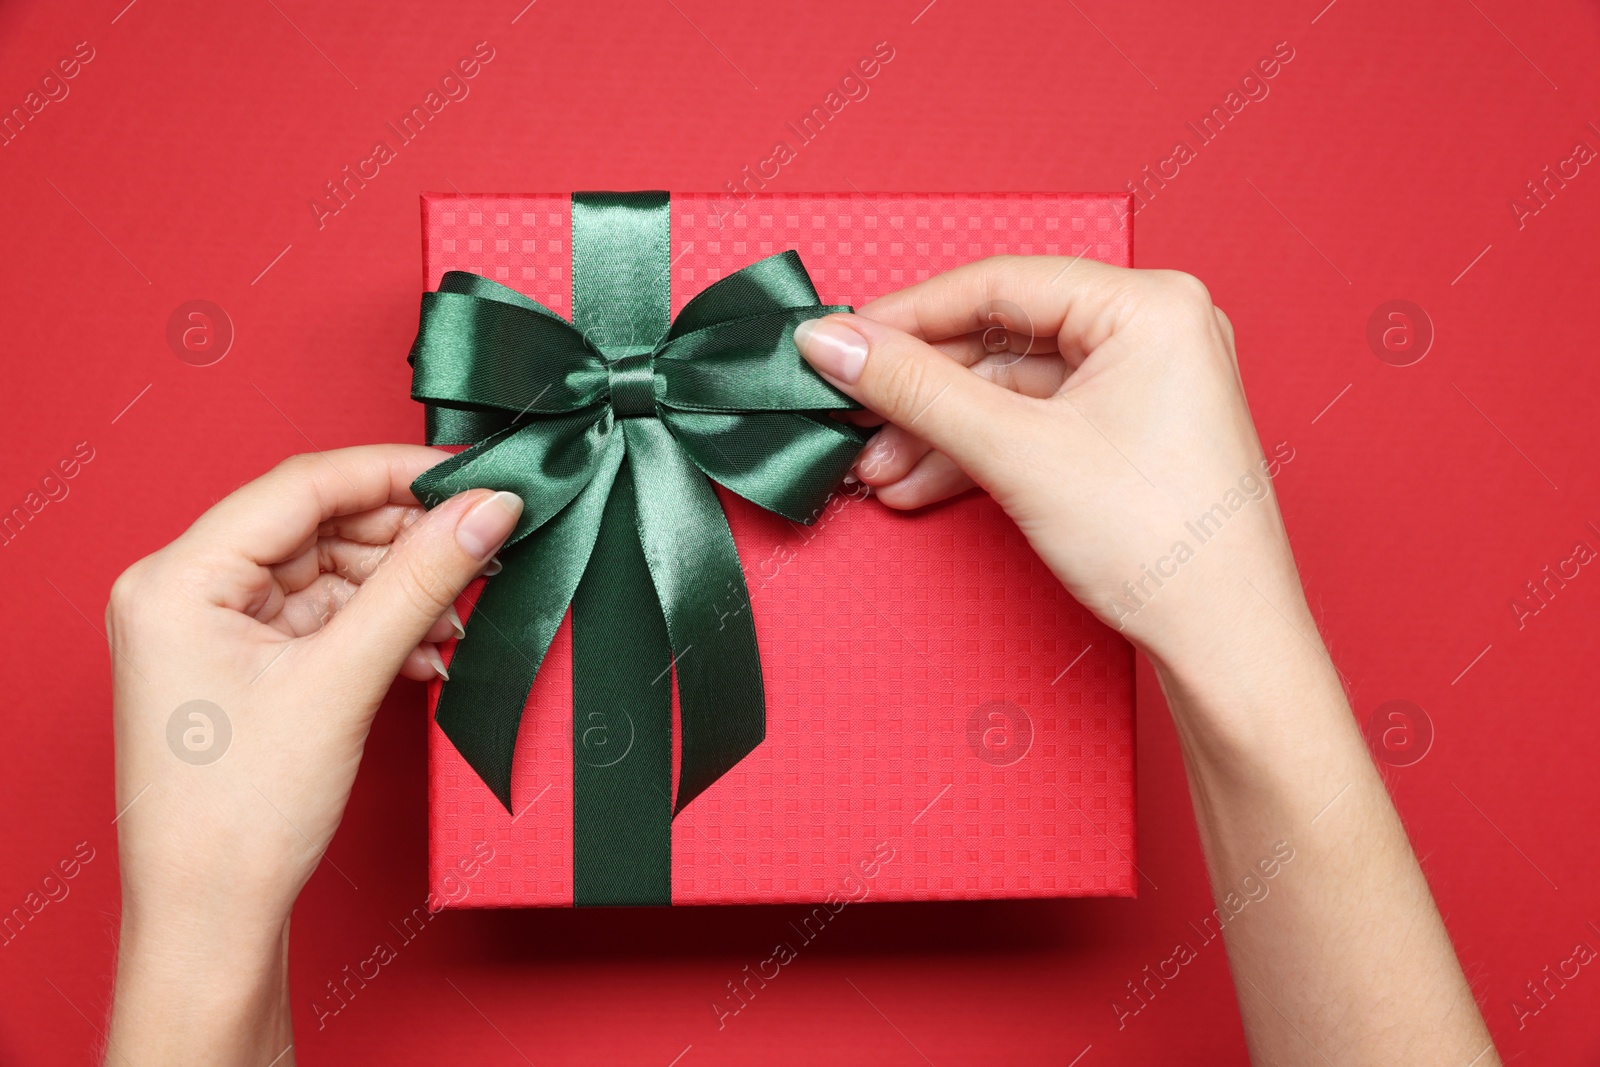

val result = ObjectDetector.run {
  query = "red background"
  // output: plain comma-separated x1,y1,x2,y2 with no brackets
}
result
3,0,1598,1063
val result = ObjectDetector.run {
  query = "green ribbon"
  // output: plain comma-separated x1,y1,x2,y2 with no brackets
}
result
408,191,863,905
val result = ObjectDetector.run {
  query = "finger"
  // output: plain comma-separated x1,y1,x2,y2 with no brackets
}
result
271,573,360,637
318,503,425,545
320,489,523,689
929,330,1068,383
267,548,464,643
264,537,318,595
922,334,1076,399
423,606,465,645
950,346,1072,396
932,326,1062,366
872,451,978,510
977,352,1071,397
277,584,460,644
399,642,450,682
270,537,395,595
317,538,397,586
854,426,932,486
857,255,1141,364
793,314,1026,486
184,445,451,566
834,327,1060,422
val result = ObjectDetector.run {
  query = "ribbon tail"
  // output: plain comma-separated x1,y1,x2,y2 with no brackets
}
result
434,432,625,810
623,419,766,815
570,452,674,905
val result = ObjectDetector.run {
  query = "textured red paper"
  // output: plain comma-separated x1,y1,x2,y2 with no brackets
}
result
424,193,1135,906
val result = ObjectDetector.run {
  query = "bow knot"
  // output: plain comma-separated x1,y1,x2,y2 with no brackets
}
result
606,352,657,417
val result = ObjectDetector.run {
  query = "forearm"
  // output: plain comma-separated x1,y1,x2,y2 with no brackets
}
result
1150,594,1495,1066
106,909,294,1067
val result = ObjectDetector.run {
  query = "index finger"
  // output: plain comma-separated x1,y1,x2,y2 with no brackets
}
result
856,255,1140,363
182,445,452,565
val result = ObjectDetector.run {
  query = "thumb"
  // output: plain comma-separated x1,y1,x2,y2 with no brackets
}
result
326,489,524,684
794,313,1021,486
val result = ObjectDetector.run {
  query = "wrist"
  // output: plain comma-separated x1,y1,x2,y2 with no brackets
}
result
1139,574,1353,766
109,906,293,1066
1148,616,1375,850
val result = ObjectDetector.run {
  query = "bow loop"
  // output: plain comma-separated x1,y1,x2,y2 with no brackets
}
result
655,308,857,413
667,249,823,337
412,410,619,548
410,272,608,437
659,410,865,523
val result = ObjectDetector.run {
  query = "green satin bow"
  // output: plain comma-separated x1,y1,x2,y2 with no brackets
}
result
408,191,864,905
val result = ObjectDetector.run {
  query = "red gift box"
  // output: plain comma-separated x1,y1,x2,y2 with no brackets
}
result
423,192,1136,906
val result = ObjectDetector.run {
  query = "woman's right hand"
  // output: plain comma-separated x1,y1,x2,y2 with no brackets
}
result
793,256,1306,680
793,249,1496,1067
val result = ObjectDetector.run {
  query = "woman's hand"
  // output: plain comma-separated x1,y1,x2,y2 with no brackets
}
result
105,445,521,1066
795,257,1498,1067
795,256,1301,682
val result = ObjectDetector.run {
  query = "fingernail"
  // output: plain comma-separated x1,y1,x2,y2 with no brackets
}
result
794,317,868,384
857,438,888,477
445,604,465,640
842,472,859,485
860,435,900,480
423,644,450,681
456,491,523,560
485,555,503,576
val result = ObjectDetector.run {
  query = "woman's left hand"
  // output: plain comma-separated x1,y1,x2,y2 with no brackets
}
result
105,445,522,1065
